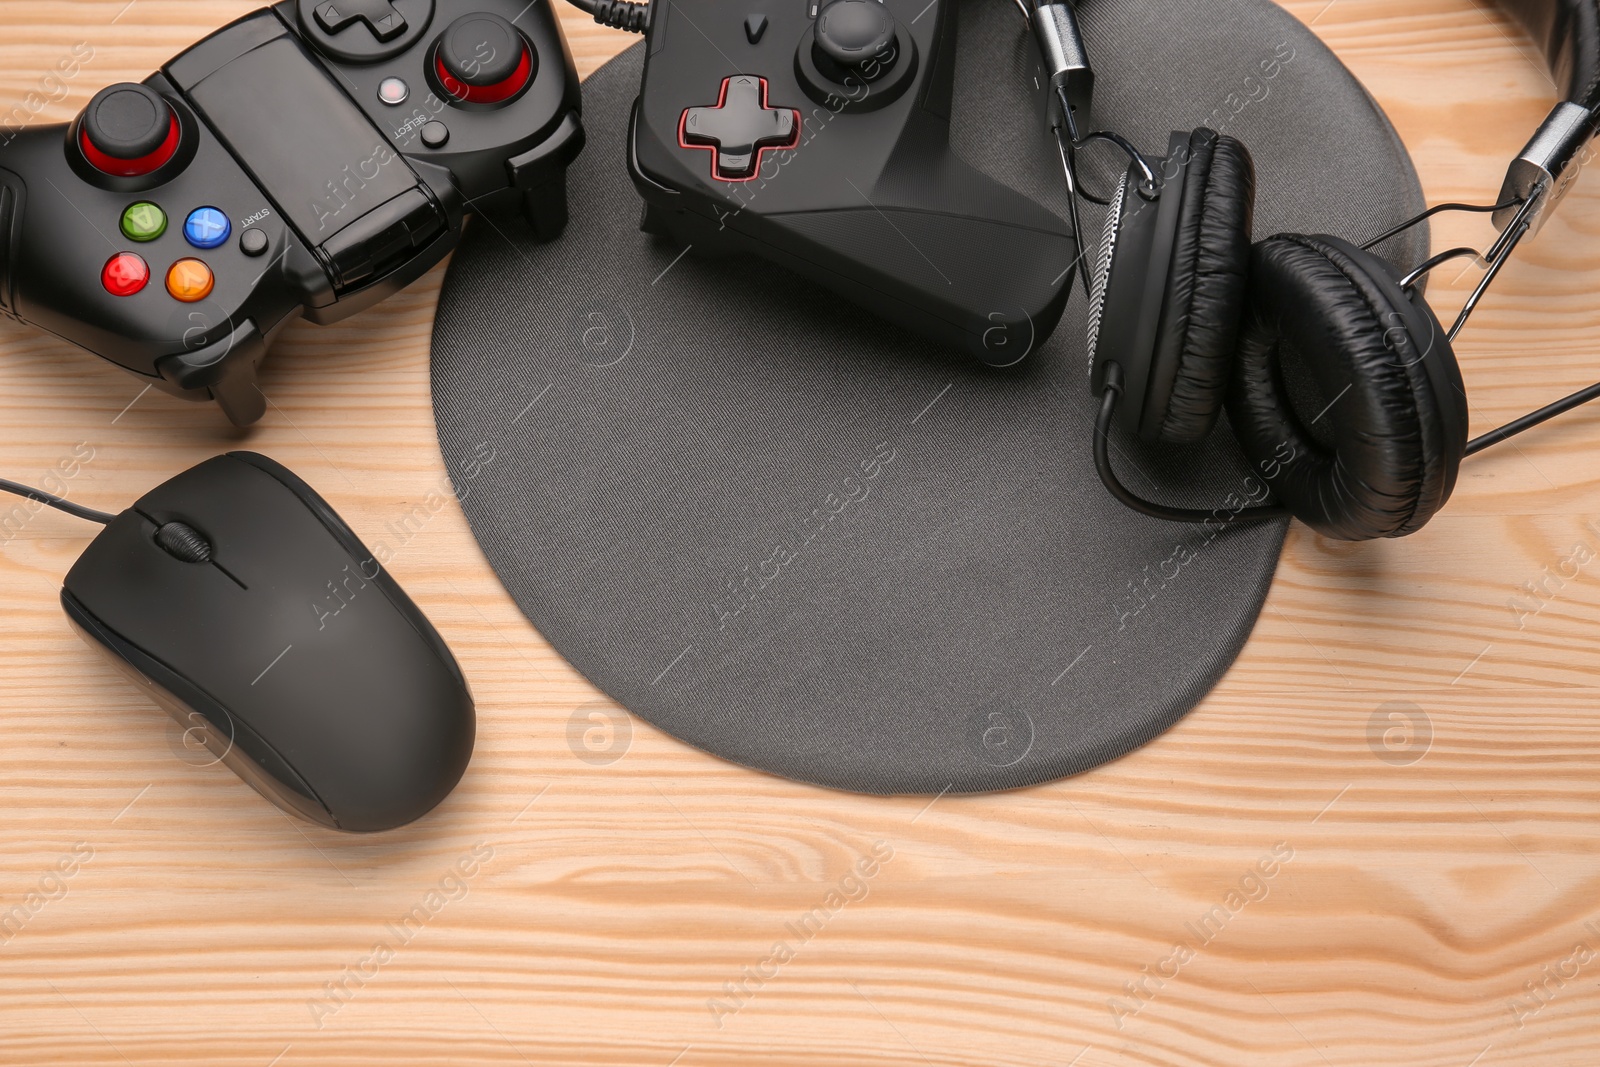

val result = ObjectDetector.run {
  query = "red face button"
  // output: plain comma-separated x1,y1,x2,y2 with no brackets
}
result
101,252,150,297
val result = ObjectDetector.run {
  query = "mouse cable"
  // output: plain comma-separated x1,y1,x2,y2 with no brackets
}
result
566,0,650,33
0,476,116,525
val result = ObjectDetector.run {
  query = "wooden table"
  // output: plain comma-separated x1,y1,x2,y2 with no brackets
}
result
1,1,1597,1064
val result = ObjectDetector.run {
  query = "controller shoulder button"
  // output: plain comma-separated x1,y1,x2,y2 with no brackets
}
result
156,319,268,427
506,112,586,188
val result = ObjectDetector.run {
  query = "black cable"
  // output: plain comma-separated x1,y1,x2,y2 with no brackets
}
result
0,477,116,525
1465,379,1600,456
566,0,650,32
1094,364,1288,524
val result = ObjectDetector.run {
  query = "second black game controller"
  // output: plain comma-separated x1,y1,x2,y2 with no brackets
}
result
627,0,1077,365
0,0,583,425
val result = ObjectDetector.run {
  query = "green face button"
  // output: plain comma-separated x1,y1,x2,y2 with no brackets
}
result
120,202,167,242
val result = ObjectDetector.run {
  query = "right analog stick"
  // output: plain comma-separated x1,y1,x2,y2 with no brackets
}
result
813,0,900,82
434,13,536,105
79,83,180,177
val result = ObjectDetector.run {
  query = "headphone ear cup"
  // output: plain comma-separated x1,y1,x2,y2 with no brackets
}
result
1148,127,1256,443
1087,128,1256,441
1225,234,1468,540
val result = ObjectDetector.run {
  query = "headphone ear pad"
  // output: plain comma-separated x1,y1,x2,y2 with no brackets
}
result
1150,127,1255,443
1225,234,1468,540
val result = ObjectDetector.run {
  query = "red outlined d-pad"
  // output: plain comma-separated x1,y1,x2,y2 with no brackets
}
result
679,76,800,182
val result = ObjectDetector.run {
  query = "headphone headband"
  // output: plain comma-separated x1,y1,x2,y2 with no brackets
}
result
1033,0,1600,234
1497,0,1600,231
1035,0,1600,111
1503,0,1600,109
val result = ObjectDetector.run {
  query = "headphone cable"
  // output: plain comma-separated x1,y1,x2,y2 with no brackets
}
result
1093,363,1288,525
1465,378,1600,456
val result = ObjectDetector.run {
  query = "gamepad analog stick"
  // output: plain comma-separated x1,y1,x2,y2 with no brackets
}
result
78,83,181,177
813,0,900,82
433,13,534,104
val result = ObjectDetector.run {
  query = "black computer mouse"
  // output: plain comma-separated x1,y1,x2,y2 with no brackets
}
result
60,452,475,832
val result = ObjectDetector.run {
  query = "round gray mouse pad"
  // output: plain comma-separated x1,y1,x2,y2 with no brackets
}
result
431,0,1426,794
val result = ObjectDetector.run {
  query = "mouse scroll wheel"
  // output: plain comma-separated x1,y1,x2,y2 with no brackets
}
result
155,522,212,563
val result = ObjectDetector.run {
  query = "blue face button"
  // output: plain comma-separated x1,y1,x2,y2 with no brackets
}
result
183,207,231,250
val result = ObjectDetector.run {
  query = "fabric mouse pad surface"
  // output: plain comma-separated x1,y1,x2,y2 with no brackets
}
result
430,0,1426,793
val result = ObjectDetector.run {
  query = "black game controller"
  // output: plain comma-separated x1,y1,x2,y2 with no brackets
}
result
0,0,582,425
627,0,1076,365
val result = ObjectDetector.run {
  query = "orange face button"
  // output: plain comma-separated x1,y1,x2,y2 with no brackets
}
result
165,258,214,303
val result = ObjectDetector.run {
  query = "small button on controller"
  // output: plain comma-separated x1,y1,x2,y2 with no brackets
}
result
184,207,231,250
378,77,410,105
102,253,150,297
121,202,167,242
166,259,215,303
420,121,450,149
239,228,270,257
680,76,800,181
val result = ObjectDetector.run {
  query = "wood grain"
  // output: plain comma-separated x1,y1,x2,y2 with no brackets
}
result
1,1,1599,1064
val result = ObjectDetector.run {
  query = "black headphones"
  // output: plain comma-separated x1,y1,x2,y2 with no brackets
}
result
1031,0,1600,540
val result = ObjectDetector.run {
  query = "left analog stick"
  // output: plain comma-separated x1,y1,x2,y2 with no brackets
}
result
434,13,535,104
79,83,180,177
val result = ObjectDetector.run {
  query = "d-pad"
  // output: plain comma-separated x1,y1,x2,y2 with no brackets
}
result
680,76,800,181
315,0,408,42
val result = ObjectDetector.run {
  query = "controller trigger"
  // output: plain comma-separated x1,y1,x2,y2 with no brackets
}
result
156,320,268,427
507,112,586,240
